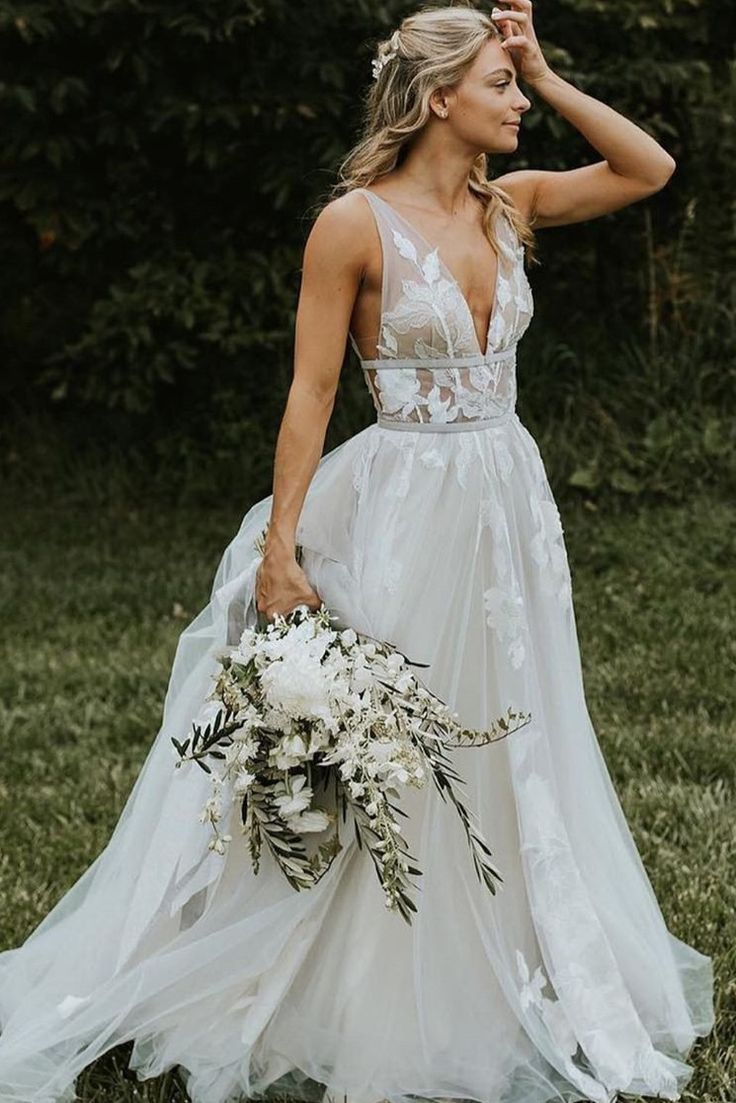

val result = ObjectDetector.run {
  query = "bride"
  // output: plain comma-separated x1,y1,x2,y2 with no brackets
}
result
0,4,714,1103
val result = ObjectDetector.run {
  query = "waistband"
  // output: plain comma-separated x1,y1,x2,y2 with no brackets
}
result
360,342,518,371
375,409,516,433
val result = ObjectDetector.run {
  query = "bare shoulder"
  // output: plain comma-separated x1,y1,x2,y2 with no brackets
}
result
490,170,539,223
303,190,376,279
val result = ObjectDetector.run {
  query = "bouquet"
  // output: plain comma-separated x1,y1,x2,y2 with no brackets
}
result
173,599,531,924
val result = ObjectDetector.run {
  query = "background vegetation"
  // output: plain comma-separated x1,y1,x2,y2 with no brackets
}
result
0,0,734,505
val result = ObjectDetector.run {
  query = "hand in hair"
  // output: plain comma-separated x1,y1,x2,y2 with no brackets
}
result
490,1,551,84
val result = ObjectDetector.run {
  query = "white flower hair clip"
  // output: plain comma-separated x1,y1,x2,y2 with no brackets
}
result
371,29,402,80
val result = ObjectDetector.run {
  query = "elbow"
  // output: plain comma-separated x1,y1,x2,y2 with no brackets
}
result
290,375,338,414
659,154,677,184
645,155,677,192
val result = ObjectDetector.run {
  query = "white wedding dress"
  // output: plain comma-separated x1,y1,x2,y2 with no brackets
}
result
0,187,714,1103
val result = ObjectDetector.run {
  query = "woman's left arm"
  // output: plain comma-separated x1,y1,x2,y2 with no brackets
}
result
491,0,676,228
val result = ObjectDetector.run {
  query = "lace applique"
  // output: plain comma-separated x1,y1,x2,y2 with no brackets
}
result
373,370,424,419
528,482,573,607
418,448,447,471
380,433,415,500
376,230,476,360
514,730,682,1101
516,950,578,1058
480,490,526,667
355,197,534,428
351,433,381,497
492,437,515,484
453,434,475,489
479,496,512,579
480,494,506,528
515,952,611,1103
483,586,526,669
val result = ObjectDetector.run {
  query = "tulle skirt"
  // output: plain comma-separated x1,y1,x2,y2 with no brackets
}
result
0,413,714,1103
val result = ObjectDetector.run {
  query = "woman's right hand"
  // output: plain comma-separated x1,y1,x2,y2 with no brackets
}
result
255,548,322,622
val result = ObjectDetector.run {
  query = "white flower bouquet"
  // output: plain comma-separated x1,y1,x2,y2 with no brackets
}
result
172,602,530,924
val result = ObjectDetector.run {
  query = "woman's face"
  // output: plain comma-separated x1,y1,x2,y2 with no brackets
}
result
436,37,532,152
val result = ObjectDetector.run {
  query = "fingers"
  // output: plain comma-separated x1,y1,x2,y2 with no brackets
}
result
258,593,323,622
492,7,530,48
492,10,529,22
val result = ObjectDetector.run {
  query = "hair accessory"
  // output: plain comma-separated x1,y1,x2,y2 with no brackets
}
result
371,29,402,80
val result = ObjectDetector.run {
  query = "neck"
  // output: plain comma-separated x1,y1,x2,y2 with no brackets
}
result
387,132,481,217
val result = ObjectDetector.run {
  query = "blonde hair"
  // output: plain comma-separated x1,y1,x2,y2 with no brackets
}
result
322,2,539,266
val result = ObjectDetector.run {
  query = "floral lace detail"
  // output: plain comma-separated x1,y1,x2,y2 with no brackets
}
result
480,495,512,577
418,447,447,471
528,480,573,607
516,950,578,1059
483,586,526,669
351,432,381,497
512,728,683,1101
492,436,515,484
352,192,534,428
479,484,527,669
376,230,476,360
371,357,518,427
383,435,416,500
453,434,475,489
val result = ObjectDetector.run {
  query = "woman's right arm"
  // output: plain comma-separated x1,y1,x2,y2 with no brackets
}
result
255,194,370,621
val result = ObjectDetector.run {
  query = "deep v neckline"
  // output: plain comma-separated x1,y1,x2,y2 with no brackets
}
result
362,188,503,359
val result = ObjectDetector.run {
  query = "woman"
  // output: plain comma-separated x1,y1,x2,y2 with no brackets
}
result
0,4,714,1103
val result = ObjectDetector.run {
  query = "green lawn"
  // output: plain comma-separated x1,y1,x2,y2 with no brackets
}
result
0,486,733,1102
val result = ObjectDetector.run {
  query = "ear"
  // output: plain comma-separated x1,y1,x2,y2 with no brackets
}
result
429,88,450,118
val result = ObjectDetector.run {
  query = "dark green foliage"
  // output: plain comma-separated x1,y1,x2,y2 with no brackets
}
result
0,0,733,502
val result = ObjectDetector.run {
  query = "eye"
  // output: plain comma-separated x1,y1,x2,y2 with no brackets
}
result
495,81,511,89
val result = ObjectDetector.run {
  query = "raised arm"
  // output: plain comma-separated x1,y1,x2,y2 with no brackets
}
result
490,0,676,227
255,195,367,621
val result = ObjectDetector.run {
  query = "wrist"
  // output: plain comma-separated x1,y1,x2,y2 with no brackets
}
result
525,66,559,91
263,526,297,561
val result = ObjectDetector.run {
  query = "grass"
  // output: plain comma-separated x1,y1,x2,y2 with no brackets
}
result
0,481,733,1102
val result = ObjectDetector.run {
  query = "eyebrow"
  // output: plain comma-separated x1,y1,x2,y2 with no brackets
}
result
484,68,515,78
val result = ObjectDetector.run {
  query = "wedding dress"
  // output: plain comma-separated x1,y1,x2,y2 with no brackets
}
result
0,186,714,1103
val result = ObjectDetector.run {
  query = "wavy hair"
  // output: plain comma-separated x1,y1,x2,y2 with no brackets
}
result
323,2,538,266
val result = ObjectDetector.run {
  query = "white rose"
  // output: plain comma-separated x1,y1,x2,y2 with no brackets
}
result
260,653,333,722
286,809,332,833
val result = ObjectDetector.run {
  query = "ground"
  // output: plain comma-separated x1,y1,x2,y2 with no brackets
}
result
0,487,732,1103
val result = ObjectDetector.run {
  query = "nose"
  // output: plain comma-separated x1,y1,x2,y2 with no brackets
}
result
516,93,532,115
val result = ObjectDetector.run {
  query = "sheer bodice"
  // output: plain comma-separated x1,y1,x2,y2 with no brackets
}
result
348,188,534,431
